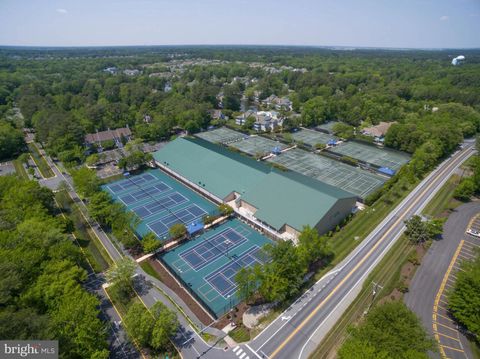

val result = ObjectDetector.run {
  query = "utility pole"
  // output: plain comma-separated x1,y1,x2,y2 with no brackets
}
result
364,281,383,315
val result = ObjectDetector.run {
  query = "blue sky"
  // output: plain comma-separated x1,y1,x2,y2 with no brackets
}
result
0,0,479,48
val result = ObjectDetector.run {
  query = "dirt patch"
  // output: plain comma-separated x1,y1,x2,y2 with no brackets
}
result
214,301,250,330
381,242,429,303
147,258,214,326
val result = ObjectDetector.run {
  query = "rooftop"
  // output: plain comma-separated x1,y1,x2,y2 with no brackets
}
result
153,137,355,231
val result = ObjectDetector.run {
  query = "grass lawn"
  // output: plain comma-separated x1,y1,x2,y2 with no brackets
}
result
140,261,163,281
422,174,462,217
55,190,112,272
312,234,417,357
313,168,468,357
313,179,418,282
228,325,250,343
27,143,55,178
12,158,29,179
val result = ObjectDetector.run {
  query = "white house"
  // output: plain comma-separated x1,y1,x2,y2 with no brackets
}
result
253,111,283,132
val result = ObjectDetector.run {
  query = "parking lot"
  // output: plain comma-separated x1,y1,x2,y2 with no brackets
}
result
431,214,480,359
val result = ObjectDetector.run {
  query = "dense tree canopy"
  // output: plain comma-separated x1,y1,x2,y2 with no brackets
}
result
0,46,478,164
448,253,480,339
0,121,24,160
0,176,108,358
338,302,435,359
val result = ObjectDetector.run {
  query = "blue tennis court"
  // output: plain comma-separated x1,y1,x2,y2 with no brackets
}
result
147,204,207,237
102,170,218,240
205,246,267,297
107,173,157,194
160,219,273,318
179,227,249,271
132,192,188,219
118,182,171,205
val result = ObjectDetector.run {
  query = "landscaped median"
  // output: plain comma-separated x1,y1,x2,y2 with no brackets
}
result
27,143,55,178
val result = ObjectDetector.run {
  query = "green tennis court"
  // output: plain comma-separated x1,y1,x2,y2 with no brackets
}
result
103,170,218,240
229,136,288,157
328,141,410,172
292,128,338,146
160,218,272,318
196,127,248,144
267,149,385,199
316,121,340,134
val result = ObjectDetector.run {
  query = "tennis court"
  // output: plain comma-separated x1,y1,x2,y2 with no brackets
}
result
328,141,410,172
107,172,157,193
316,121,340,134
267,149,385,199
196,127,248,144
229,136,288,156
292,129,338,147
160,219,272,317
103,170,217,240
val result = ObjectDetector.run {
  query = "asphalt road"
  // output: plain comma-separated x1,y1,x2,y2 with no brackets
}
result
405,201,479,359
34,135,476,359
240,142,475,359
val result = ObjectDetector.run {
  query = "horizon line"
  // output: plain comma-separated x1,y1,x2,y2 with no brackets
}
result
0,43,479,51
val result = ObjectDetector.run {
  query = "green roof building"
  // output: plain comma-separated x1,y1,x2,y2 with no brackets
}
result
153,137,356,237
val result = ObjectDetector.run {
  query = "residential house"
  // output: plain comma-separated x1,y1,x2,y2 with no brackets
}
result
208,109,226,121
253,111,283,132
123,69,141,76
361,121,396,142
103,67,118,75
85,127,132,150
262,95,292,111
235,110,255,126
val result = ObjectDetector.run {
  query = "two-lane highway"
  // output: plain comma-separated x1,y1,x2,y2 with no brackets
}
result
241,142,475,359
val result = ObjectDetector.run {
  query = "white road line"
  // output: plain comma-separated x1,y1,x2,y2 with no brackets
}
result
255,146,474,352
245,344,262,359
233,346,240,353
239,353,246,359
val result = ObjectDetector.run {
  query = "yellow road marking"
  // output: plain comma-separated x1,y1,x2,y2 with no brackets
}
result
435,331,461,342
433,321,458,333
268,149,471,358
436,312,454,322
133,287,184,358
103,287,148,359
432,240,464,359
440,344,465,353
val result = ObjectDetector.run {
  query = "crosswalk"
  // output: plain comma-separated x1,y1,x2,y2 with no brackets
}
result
232,346,250,359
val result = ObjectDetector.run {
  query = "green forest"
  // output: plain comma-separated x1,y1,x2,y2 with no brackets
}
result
1,45,480,357
0,175,109,358
1,46,479,169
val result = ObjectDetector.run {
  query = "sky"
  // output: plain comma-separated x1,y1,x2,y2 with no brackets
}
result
0,0,479,48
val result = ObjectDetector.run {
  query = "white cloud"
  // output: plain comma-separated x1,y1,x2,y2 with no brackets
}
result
439,15,449,21
56,8,68,14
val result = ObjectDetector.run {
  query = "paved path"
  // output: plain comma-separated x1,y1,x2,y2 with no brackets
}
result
35,141,228,358
34,135,477,359
405,202,479,359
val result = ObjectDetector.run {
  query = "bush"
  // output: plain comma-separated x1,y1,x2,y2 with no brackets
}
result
453,177,475,201
340,156,358,166
142,232,162,253
218,204,234,217
169,223,186,239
